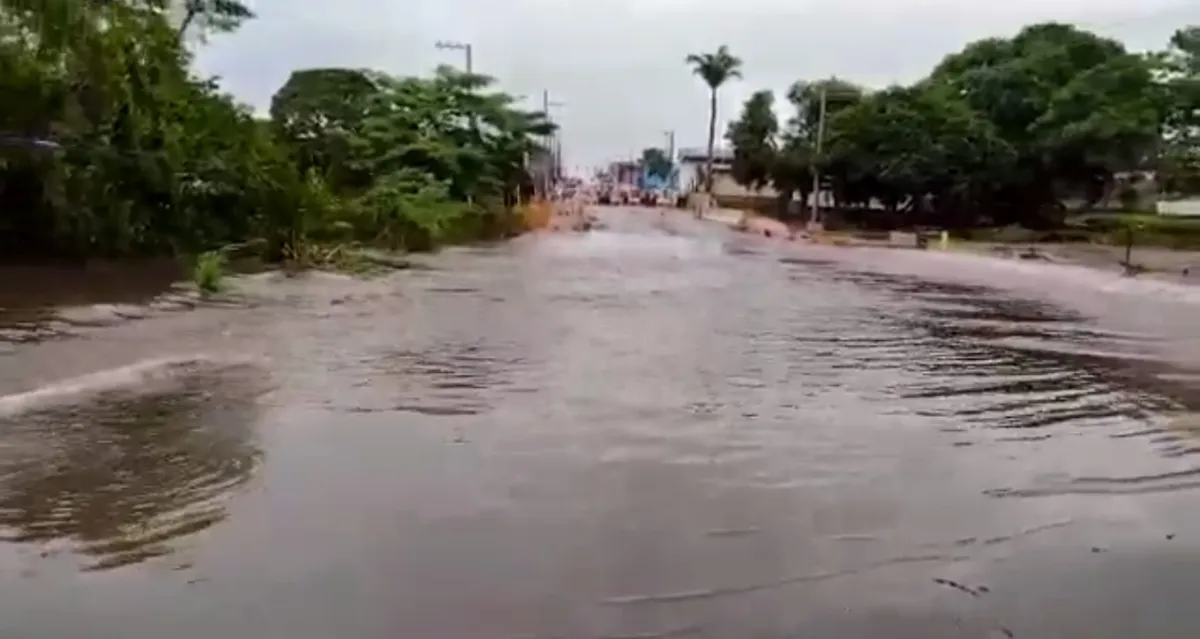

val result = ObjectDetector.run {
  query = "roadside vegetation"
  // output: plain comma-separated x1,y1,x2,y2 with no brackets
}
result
714,23,1200,247
0,0,555,271
192,250,226,294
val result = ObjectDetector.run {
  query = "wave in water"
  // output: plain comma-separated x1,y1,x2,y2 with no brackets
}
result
0,354,264,418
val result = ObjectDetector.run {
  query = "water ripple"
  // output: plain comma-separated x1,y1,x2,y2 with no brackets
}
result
0,372,264,570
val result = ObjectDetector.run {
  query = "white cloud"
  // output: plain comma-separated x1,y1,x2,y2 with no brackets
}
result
194,0,1198,172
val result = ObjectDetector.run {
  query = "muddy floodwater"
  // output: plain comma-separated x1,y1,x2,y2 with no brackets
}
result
3,208,1200,638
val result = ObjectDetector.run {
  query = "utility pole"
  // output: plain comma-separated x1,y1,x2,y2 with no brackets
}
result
541,89,565,198
664,130,676,191
435,40,472,74
437,40,476,203
809,85,829,227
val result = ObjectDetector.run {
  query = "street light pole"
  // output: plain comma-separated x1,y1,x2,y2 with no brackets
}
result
810,85,829,227
435,40,473,74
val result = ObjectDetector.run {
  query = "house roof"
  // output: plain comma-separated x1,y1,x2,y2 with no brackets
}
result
677,146,733,163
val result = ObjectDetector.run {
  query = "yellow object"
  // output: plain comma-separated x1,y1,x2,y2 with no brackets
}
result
939,230,949,250
519,198,554,230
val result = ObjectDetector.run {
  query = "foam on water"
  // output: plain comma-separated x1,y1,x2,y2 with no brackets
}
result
0,354,262,418
536,227,725,262
859,248,1200,306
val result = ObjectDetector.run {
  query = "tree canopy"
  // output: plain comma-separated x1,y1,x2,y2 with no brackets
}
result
724,22,1200,228
686,45,743,91
640,147,673,180
0,0,555,260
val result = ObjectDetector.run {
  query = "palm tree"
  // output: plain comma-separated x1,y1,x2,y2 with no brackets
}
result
686,45,743,195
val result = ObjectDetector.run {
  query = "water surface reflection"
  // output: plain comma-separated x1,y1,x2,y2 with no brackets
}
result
0,372,263,570
0,211,1199,637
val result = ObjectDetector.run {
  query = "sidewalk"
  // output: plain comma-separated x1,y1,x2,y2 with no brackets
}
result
701,208,745,226
699,208,799,240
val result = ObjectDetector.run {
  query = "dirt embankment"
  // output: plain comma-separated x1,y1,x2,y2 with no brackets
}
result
695,203,798,240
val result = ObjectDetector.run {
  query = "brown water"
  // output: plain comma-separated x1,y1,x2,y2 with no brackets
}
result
2,208,1200,638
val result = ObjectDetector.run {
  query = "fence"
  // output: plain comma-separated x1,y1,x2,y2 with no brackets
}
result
1158,198,1200,217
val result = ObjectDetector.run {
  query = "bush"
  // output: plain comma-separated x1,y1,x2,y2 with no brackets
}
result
193,251,227,294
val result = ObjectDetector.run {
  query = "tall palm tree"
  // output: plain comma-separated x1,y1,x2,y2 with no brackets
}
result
686,45,743,195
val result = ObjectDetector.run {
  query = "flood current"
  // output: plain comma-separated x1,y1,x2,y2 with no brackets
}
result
2,208,1200,638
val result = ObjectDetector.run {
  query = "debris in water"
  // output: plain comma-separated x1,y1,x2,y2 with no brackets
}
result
932,577,982,597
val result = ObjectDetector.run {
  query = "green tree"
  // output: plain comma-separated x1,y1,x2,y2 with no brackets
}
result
725,89,778,191
269,68,381,192
825,83,1012,224
686,45,742,193
784,78,864,143
734,21,1180,229
640,147,672,180
778,78,864,214
929,23,1161,225
0,0,557,261
1156,26,1200,196
266,65,555,250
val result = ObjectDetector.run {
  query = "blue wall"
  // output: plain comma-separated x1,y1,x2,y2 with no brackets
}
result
640,166,679,192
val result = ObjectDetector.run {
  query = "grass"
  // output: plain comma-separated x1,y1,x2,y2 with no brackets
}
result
192,250,227,294
181,204,523,297
1066,212,1200,250
950,212,1200,250
1068,211,1200,231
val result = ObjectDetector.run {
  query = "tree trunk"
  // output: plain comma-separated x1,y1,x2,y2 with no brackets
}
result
705,89,717,194
177,9,197,40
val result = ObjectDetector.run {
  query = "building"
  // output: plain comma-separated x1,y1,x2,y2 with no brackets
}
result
677,146,866,214
607,160,640,187
675,146,792,200
677,146,811,207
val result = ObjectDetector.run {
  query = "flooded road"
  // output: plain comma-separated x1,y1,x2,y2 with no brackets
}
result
3,207,1200,638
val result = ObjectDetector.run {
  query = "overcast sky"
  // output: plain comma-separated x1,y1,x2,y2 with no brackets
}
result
194,0,1198,173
